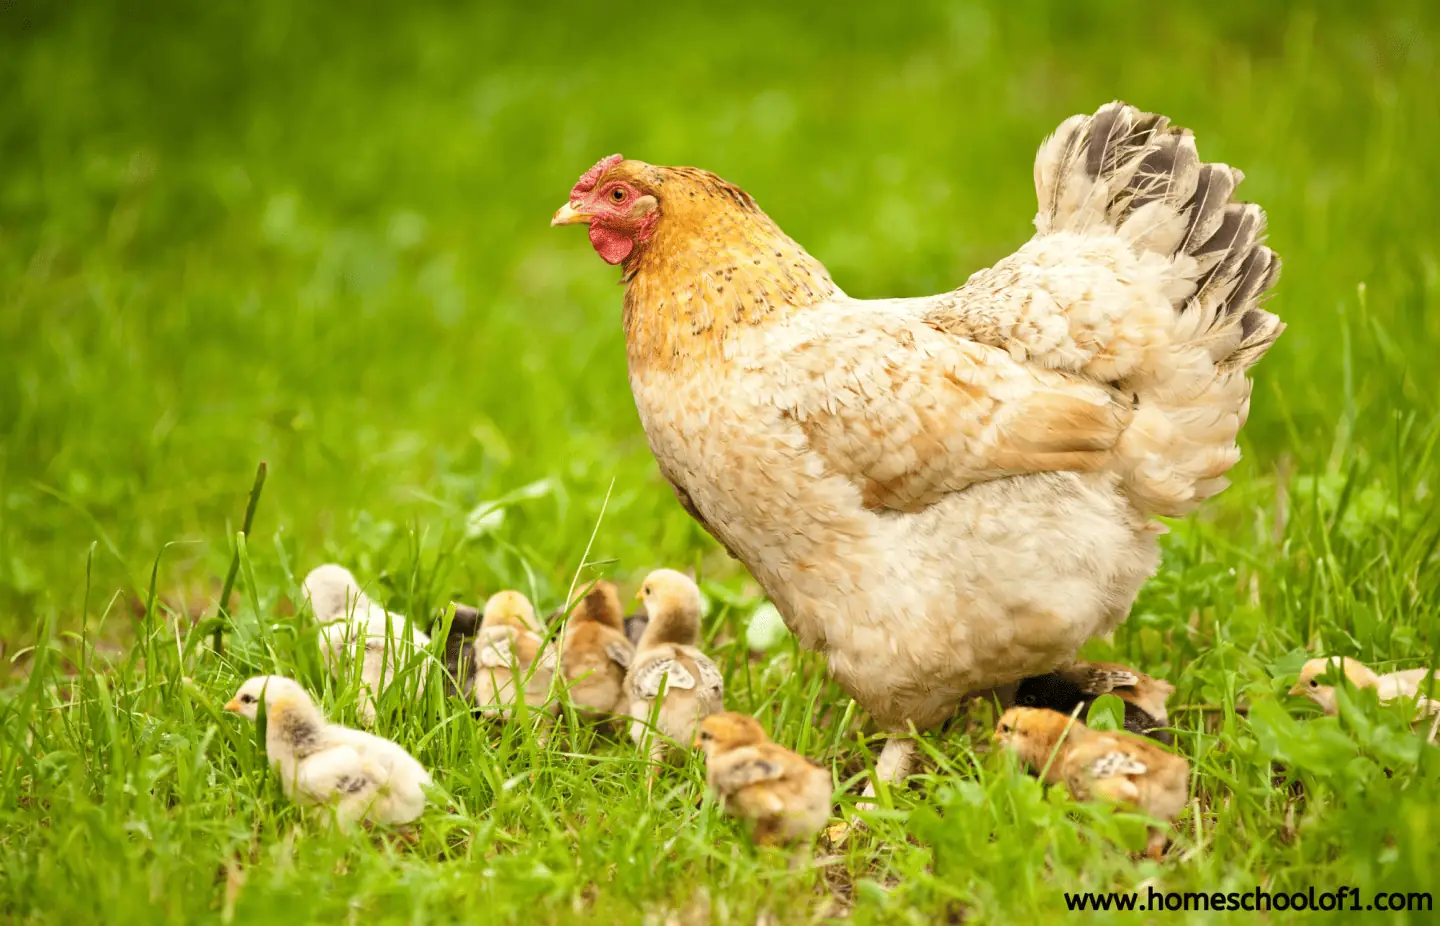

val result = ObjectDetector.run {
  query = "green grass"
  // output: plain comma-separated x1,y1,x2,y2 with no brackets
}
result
3,0,1440,922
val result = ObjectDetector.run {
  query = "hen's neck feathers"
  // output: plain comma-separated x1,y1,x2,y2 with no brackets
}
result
622,167,836,373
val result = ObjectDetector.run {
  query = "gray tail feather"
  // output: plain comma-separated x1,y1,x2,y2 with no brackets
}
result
1035,101,1284,370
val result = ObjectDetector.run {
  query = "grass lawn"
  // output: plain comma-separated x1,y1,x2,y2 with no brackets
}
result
3,0,1440,922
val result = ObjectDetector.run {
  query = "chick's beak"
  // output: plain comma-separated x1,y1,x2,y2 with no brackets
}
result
223,698,242,712
1287,683,1305,696
550,202,592,226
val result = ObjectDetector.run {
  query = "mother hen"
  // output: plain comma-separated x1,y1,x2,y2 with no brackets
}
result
553,102,1282,789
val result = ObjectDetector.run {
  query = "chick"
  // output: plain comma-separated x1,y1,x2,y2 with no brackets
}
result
560,580,636,719
1290,656,1440,723
1014,660,1176,744
993,705,1087,784
626,569,724,766
472,590,557,718
224,675,431,826
696,712,833,845
437,602,482,699
995,707,1189,860
303,564,431,727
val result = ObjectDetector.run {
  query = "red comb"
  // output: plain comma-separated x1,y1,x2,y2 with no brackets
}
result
570,154,623,200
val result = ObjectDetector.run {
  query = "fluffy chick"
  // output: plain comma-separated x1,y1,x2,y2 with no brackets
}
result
560,580,636,719
696,712,832,845
472,590,557,718
303,564,431,727
225,675,431,826
993,705,1088,784
995,707,1189,859
626,569,724,765
1290,656,1440,721
1014,660,1176,744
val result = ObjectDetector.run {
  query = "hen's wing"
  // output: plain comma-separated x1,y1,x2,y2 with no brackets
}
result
759,306,1131,512
766,102,1284,518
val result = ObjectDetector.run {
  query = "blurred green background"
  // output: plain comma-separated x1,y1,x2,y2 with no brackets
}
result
5,3,1440,923
1,0,1436,630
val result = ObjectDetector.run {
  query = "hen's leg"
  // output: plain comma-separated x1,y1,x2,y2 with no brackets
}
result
825,736,918,845
858,736,917,807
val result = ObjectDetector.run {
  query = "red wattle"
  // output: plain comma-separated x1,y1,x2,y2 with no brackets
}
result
589,225,634,265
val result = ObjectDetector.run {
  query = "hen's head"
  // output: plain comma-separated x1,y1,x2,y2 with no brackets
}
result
551,154,665,265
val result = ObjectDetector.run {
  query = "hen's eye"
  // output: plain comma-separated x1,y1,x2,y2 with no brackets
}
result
611,187,626,202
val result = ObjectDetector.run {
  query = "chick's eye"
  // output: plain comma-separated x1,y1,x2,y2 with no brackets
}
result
240,694,255,703
1309,680,1319,688
700,731,712,741
610,187,626,202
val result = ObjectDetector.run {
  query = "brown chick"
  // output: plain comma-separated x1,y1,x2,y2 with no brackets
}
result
696,712,833,846
625,569,724,768
1014,660,1176,744
995,707,1189,860
472,590,557,718
560,580,636,719
993,705,1088,785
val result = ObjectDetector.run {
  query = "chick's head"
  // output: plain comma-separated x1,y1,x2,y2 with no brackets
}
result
483,590,539,632
696,712,769,756
636,569,702,646
302,563,363,621
225,675,310,721
1289,656,1380,714
994,707,1082,768
571,580,624,631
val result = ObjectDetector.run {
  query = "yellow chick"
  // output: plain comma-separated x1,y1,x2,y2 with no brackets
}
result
303,564,431,727
625,569,724,766
560,580,636,719
995,707,1189,859
696,712,833,845
224,675,431,826
471,590,557,718
993,705,1087,784
1290,656,1440,719
1015,660,1177,744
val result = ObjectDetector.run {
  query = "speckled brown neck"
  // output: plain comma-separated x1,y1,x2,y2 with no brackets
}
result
621,167,836,374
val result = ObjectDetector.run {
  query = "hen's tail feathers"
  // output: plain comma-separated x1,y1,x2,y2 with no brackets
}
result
1034,101,1284,516
1035,101,1284,372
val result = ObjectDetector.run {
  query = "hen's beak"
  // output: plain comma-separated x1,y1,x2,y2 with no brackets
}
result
223,698,242,712
551,202,592,226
